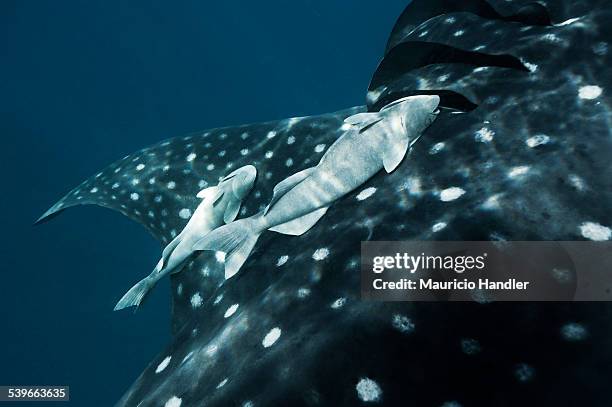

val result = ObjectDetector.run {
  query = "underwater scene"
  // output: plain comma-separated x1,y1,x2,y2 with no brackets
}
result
3,0,612,406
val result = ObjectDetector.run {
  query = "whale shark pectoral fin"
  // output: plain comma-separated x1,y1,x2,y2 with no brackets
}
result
268,206,329,236
223,199,241,224
382,136,410,173
264,167,316,215
196,186,224,206
344,113,383,132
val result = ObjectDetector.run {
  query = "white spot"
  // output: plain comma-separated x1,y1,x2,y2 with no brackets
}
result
154,195,163,203
276,255,289,266
515,363,535,382
213,294,223,305
164,396,182,407
569,174,586,191
297,287,311,298
366,86,387,103
593,42,608,56
475,127,494,143
432,222,447,232
131,178,140,186
526,134,550,148
215,251,226,263
177,284,182,295
90,187,98,193
240,148,249,156
331,297,346,309
207,164,215,171
560,322,588,341
482,194,502,210
356,378,382,402
429,142,445,155
130,193,140,201
312,248,330,261
112,182,120,189
440,187,465,202
521,59,538,73
579,222,611,241
356,187,377,201
262,327,281,348
179,208,192,219
453,30,464,37
136,163,146,171
267,131,277,139
438,74,450,82
167,181,176,189
314,144,326,153
190,293,203,308
265,151,274,159
508,166,530,178
155,356,172,373
578,85,602,100
186,153,197,162
557,17,581,26
285,158,294,167
216,378,228,389
224,303,239,318
181,351,194,365
206,345,218,356
287,136,295,144
403,177,423,196
392,314,415,334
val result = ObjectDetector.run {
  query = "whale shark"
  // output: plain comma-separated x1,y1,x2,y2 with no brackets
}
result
193,95,440,279
114,165,257,310
36,0,612,405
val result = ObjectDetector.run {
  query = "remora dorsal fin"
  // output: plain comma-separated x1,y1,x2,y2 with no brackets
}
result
268,206,329,236
264,167,316,215
344,112,383,132
196,186,224,206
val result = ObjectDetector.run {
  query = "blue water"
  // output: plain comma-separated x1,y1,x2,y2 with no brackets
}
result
0,1,405,405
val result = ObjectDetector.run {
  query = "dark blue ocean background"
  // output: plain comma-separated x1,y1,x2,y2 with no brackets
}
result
1,1,405,405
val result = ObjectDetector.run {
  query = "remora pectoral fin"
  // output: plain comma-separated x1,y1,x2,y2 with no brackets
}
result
344,112,383,132
196,186,224,205
264,167,316,215
382,136,410,173
223,200,241,224
268,206,329,236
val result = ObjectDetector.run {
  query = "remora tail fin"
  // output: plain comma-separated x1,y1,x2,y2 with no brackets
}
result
114,276,156,311
192,219,260,279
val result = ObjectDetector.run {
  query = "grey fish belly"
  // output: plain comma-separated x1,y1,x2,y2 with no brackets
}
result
264,146,382,228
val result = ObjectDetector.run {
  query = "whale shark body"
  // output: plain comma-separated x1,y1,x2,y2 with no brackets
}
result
193,95,440,279
36,0,612,405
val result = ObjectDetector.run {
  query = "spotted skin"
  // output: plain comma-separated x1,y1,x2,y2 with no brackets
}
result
38,0,612,406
